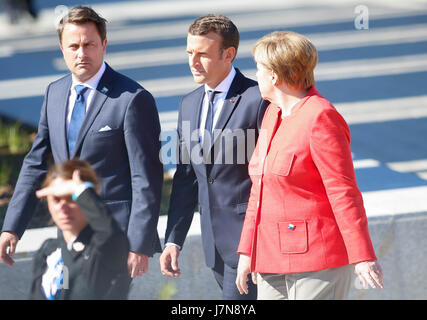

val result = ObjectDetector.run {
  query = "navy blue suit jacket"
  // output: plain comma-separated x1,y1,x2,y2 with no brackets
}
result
2,64,163,256
165,69,268,268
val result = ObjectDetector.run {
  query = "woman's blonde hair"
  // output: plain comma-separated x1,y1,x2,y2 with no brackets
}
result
253,31,318,90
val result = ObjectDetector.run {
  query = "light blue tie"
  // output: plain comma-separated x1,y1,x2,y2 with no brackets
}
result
68,85,88,157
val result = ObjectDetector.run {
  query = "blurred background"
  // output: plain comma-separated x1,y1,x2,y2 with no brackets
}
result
0,0,426,299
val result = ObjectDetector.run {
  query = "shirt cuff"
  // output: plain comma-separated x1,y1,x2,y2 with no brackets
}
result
72,182,94,201
165,242,181,250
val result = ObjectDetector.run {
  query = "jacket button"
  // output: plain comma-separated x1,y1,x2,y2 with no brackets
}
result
208,178,214,184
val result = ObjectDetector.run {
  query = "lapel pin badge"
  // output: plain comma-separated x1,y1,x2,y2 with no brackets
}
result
230,99,235,103
100,87,108,94
288,223,296,230
72,241,85,252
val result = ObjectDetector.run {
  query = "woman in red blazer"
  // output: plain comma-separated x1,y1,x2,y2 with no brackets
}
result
236,31,383,299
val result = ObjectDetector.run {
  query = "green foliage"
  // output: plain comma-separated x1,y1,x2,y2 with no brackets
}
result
157,281,177,300
0,160,12,186
0,119,34,187
0,118,36,226
7,122,32,154
0,121,7,147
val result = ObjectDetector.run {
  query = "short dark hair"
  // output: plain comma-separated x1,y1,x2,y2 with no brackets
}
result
189,14,239,57
57,6,107,43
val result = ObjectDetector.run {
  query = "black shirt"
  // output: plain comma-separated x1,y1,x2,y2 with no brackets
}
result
29,188,130,300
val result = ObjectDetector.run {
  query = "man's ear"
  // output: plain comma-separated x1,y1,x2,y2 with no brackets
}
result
223,46,236,63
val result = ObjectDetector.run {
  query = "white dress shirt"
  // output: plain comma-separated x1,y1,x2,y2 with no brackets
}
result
199,66,236,144
280,101,297,119
66,62,106,131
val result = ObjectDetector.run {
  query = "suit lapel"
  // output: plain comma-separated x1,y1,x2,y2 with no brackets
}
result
189,87,205,155
53,76,72,161
207,70,244,159
71,64,113,158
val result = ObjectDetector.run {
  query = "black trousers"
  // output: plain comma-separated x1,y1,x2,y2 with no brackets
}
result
211,248,257,300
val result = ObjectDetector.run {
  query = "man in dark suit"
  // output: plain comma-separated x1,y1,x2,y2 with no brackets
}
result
159,14,268,299
0,6,163,279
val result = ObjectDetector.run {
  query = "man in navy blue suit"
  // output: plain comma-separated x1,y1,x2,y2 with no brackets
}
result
159,14,268,299
0,6,163,279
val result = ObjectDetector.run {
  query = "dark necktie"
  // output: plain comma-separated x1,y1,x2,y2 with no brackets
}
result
203,90,219,148
68,85,88,157
202,90,220,164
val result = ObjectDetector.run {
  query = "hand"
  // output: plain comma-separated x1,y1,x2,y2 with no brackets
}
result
236,254,257,295
128,251,149,278
354,260,384,289
159,245,181,277
36,170,83,199
0,231,18,266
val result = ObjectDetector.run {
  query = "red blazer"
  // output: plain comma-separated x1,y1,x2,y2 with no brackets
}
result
237,87,377,274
